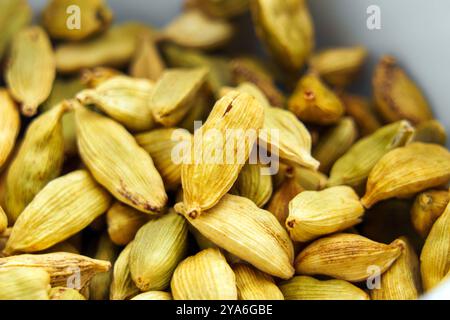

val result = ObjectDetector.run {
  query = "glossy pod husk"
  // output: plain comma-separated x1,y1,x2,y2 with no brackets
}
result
74,103,167,214
0,252,110,289
411,189,449,238
129,211,188,292
171,248,238,300
280,276,369,300
0,267,50,300
294,233,403,282
361,143,450,208
4,170,111,254
176,194,295,279
181,91,264,218
0,90,20,170
5,26,55,116
5,103,67,223
110,242,139,300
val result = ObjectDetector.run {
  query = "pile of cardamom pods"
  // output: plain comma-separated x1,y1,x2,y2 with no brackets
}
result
0,0,449,300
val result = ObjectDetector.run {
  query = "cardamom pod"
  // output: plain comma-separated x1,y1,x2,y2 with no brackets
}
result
411,189,449,238
222,82,271,109
43,0,113,41
163,9,234,50
176,194,295,279
280,276,369,300
288,73,344,125
361,143,450,208
371,237,421,300
266,177,304,225
0,89,20,169
274,163,327,191
420,202,450,291
286,186,364,242
196,0,249,19
171,248,238,300
89,233,118,300
233,263,284,300
129,33,165,81
81,67,123,88
4,170,111,254
250,0,314,70
0,0,32,61
5,26,55,116
294,233,403,282
106,202,149,246
0,252,110,289
110,242,140,300
55,23,153,73
131,291,173,300
0,267,50,300
328,120,414,190
309,46,368,88
373,55,433,125
312,117,358,173
77,75,156,132
49,287,86,300
181,91,264,218
74,103,167,214
340,93,381,136
230,163,273,207
129,210,188,291
150,68,208,127
136,128,193,190
4,103,67,223
412,119,447,146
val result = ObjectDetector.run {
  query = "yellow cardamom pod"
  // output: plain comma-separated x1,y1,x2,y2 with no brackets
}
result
0,267,50,300
131,291,172,300
171,248,238,300
74,103,167,214
267,177,304,225
110,242,140,300
411,189,449,238
0,89,20,170
129,33,165,81
81,67,123,88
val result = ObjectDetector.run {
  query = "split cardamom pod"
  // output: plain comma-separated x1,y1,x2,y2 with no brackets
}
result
411,189,449,238
74,103,167,214
0,267,50,300
0,89,20,170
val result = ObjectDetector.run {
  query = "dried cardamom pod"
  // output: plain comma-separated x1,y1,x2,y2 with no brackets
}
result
196,0,249,18
328,120,414,191
131,291,172,300
176,194,295,279
55,23,153,73
274,163,327,191
129,33,165,81
230,57,285,107
294,233,403,282
106,202,149,246
250,0,314,70
89,233,118,300
150,68,208,127
5,103,67,223
171,248,237,300
0,267,50,300
43,0,113,41
0,206,7,233
411,189,449,238
309,46,368,88
4,170,111,254
0,89,20,169
77,75,155,132
0,253,110,290
233,263,284,300
312,117,358,173
110,242,140,300
81,67,123,88
287,186,364,242
181,91,264,218
420,202,450,291
230,163,273,207
266,177,304,225
136,128,193,190
370,237,421,300
74,103,167,214
412,120,447,146
280,276,369,300
288,73,345,125
361,143,450,208
340,93,381,136
163,9,234,50
373,55,433,125
49,287,86,300
162,44,232,98
5,26,55,116
129,210,188,291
